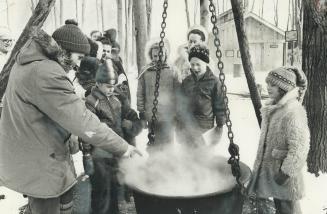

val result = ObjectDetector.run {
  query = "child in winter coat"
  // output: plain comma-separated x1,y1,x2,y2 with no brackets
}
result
84,59,143,214
176,44,225,147
137,39,180,149
247,66,310,214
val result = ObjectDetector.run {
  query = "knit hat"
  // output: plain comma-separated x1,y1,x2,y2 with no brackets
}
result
95,59,118,85
265,67,297,92
78,57,100,80
52,24,90,54
188,44,209,63
104,28,117,43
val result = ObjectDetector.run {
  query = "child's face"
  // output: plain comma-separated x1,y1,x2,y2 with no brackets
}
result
102,44,112,60
266,81,282,102
190,57,207,78
188,33,203,50
151,48,160,62
98,83,115,95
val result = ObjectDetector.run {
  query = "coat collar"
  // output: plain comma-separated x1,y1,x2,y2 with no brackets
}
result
261,87,300,116
16,29,64,66
91,86,118,100
190,66,215,82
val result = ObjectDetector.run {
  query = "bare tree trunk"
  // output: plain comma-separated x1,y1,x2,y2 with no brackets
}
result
303,0,327,176
75,0,78,22
200,0,209,29
132,7,136,67
250,0,255,12
53,2,58,28
146,0,152,37
260,0,265,17
134,0,148,73
185,0,190,28
230,0,262,126
6,0,10,27
81,0,86,28
101,0,104,31
30,0,35,12
273,0,279,27
96,0,100,30
60,0,64,25
117,0,123,43
0,0,56,100
125,0,132,70
194,0,199,24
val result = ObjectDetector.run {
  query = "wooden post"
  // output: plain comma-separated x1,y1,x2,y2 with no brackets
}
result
230,0,262,126
0,0,56,101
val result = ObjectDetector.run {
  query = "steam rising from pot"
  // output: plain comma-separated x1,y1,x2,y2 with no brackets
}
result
119,144,238,197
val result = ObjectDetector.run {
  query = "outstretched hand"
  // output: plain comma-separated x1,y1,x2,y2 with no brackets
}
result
122,145,143,158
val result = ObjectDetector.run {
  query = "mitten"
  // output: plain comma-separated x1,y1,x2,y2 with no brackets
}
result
125,109,139,121
274,170,289,185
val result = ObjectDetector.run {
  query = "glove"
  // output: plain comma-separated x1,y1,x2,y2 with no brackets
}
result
122,145,143,158
125,109,139,121
83,154,95,176
122,119,133,130
274,170,289,185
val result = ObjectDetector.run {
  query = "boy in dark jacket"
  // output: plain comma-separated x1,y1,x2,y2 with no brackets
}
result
177,44,226,147
84,59,142,214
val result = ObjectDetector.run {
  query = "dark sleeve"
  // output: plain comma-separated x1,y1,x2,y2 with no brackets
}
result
212,79,226,127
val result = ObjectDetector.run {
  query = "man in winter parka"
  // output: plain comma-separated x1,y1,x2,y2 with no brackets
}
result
137,39,180,148
247,67,310,214
0,25,139,214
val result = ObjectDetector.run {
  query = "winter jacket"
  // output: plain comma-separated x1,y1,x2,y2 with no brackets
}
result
137,62,180,122
178,66,226,130
0,37,128,198
247,88,310,201
85,86,143,157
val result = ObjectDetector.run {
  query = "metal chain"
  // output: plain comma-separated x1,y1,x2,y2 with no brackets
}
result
148,0,168,146
208,0,245,193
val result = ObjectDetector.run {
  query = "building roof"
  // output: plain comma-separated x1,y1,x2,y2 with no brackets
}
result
218,10,285,36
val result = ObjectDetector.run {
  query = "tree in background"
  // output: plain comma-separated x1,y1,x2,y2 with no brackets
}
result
185,0,191,28
303,0,327,176
0,0,56,100
200,0,209,29
134,0,147,74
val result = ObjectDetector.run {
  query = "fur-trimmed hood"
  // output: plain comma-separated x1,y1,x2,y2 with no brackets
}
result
16,29,68,70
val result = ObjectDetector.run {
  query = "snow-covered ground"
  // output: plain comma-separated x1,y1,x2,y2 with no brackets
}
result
1,71,327,214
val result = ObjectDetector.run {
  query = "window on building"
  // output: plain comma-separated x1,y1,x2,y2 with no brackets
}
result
226,50,234,57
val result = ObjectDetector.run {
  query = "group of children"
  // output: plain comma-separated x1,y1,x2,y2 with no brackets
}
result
70,24,310,214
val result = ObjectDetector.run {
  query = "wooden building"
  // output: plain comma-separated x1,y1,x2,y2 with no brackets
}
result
208,10,285,76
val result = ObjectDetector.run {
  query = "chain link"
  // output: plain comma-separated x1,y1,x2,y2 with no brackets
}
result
148,0,168,146
208,0,245,194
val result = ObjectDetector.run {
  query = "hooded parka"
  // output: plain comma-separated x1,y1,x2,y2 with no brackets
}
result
0,36,128,198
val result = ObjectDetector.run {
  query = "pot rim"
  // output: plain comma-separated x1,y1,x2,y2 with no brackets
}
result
128,161,251,199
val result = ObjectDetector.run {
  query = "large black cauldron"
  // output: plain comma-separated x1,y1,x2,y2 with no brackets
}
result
130,159,251,214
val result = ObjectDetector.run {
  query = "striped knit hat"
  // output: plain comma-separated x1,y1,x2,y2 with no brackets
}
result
265,67,297,92
52,24,90,54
